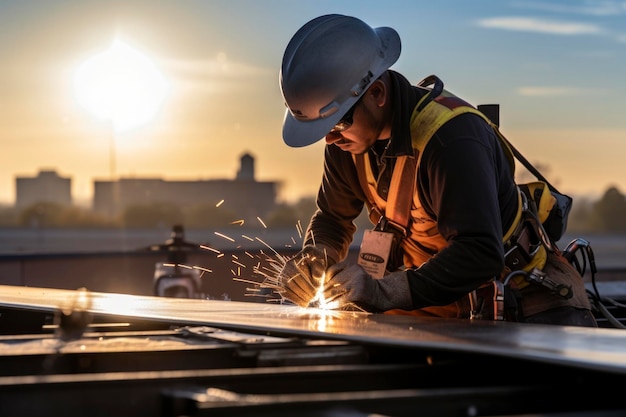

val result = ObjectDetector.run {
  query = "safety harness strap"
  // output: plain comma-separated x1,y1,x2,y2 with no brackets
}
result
354,75,523,242
353,154,416,231
410,92,522,242
355,75,560,309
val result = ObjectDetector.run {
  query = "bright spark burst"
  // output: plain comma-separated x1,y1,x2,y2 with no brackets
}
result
301,270,343,311
169,218,348,310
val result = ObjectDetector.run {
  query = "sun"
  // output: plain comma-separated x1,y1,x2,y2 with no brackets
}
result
74,39,169,133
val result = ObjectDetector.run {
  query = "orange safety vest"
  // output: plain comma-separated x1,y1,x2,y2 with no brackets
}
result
353,76,550,276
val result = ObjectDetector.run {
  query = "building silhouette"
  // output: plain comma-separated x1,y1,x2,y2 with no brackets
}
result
14,153,280,222
237,152,255,180
15,169,72,208
92,152,279,220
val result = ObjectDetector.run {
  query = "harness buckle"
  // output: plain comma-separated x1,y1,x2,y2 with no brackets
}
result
375,216,408,238
493,280,505,321
469,280,506,321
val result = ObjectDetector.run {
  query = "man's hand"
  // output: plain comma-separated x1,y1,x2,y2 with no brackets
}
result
323,261,413,312
277,246,331,307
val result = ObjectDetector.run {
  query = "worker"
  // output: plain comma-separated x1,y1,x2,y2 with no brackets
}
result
276,14,596,327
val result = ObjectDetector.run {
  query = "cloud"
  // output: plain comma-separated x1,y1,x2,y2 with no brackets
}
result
477,16,603,35
511,1,626,17
162,52,273,79
158,52,275,93
517,86,593,97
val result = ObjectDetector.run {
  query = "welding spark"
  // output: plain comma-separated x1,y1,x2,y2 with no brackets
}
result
216,199,224,207
200,245,221,255
306,272,328,308
259,265,277,275
296,220,303,238
300,271,342,311
231,219,245,226
191,218,346,309
232,260,246,268
193,266,212,273
255,237,281,257
162,263,193,270
233,277,264,285
214,232,235,242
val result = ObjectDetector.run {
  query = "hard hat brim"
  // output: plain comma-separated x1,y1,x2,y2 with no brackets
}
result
282,26,401,148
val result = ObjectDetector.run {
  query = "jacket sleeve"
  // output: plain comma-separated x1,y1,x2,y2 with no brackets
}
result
406,113,518,308
303,144,367,264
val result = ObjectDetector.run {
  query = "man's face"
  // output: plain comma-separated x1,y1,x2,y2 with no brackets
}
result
324,89,387,155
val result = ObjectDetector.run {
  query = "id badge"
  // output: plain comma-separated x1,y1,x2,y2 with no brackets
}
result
357,230,394,279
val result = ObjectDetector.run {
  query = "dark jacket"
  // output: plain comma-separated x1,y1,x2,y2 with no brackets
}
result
304,70,519,310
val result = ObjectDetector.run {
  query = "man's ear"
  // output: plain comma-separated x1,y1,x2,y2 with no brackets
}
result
367,79,387,107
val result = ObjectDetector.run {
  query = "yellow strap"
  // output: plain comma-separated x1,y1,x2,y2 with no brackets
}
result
410,84,548,292
411,97,516,174
520,181,557,223
503,190,523,243
512,244,548,289
410,97,521,242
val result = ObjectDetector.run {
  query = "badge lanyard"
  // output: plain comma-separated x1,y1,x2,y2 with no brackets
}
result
354,154,416,277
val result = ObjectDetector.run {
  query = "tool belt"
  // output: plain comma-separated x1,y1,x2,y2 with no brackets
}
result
469,280,505,320
470,189,574,321
501,189,552,289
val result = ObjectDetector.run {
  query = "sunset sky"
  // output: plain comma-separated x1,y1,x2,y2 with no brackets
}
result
1,0,625,205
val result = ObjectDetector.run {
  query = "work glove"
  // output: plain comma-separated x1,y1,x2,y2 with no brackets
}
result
277,246,333,307
323,261,413,312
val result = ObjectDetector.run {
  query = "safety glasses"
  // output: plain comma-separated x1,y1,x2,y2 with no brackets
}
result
331,99,360,133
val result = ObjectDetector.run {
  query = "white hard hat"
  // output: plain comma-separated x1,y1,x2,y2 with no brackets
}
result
280,14,401,147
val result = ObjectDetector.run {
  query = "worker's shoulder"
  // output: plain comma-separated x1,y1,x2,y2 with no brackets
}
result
427,113,497,154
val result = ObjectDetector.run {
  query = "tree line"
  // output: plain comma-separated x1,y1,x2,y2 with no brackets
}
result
0,186,624,234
